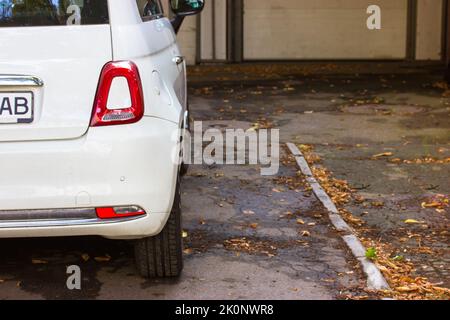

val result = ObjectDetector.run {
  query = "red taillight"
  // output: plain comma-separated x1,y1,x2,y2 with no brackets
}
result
90,61,144,127
96,206,146,219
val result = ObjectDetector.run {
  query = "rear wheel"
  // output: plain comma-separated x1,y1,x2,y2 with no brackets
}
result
134,178,183,278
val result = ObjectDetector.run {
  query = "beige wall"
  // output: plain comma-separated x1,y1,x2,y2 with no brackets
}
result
173,0,445,63
416,0,443,60
243,0,408,60
177,16,198,65
199,0,227,61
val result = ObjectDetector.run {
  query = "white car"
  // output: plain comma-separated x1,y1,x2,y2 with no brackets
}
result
0,0,203,278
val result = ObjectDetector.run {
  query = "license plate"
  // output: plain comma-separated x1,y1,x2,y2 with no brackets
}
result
0,92,34,124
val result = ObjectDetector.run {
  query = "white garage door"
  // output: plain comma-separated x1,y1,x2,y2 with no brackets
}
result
244,0,409,60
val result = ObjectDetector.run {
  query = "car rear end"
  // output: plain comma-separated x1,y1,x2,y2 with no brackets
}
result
0,0,179,240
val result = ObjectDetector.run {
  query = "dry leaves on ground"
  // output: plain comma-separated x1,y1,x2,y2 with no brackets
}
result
389,157,450,165
362,239,450,300
421,194,449,213
188,64,341,80
249,118,274,131
223,238,277,258
311,166,353,206
298,144,450,300
433,81,450,97
273,173,306,191
339,208,365,227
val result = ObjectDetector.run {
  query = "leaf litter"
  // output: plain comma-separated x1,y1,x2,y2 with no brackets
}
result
297,143,450,300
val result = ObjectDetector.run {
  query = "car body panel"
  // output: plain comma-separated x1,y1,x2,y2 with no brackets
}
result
108,0,186,125
0,116,180,239
0,0,185,240
0,25,113,142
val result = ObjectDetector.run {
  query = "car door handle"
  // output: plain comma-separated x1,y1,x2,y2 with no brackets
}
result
172,56,185,65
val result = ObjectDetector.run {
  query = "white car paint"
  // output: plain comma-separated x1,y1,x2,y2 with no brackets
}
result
0,0,185,240
0,25,112,141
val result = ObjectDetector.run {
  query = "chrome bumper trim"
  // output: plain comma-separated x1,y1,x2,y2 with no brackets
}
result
0,208,96,221
0,208,145,229
0,75,44,87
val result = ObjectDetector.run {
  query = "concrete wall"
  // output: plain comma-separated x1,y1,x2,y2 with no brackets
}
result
416,0,443,60
199,0,227,61
243,0,408,60
172,0,446,64
178,16,198,65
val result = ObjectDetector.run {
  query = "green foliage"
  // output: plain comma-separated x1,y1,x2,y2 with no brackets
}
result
365,247,377,260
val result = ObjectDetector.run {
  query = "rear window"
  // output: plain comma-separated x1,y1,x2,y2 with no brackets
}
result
0,0,109,27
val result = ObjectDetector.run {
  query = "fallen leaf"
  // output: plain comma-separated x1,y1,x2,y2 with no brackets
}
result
32,259,48,265
404,219,424,224
372,152,394,158
182,230,189,238
378,265,389,273
300,231,310,237
296,219,305,225
183,248,193,255
389,158,402,164
249,223,259,229
94,255,111,263
421,202,442,208
371,201,385,207
81,254,90,262
396,286,419,293
193,173,207,177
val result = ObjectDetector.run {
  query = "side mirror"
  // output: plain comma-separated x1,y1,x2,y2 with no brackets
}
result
170,0,204,17
170,0,204,34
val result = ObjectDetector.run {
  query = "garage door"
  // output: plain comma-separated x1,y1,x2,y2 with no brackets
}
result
244,0,408,60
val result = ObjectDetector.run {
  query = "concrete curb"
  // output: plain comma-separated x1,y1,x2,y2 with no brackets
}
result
286,143,390,291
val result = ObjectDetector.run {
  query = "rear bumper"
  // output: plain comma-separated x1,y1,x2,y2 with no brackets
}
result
0,117,180,240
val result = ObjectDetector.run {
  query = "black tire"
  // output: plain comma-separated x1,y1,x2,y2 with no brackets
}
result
134,178,183,278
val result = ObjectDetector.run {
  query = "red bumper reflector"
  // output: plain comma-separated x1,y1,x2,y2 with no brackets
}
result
96,207,146,219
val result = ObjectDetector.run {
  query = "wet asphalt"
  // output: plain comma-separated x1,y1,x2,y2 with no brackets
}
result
1,63,448,299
